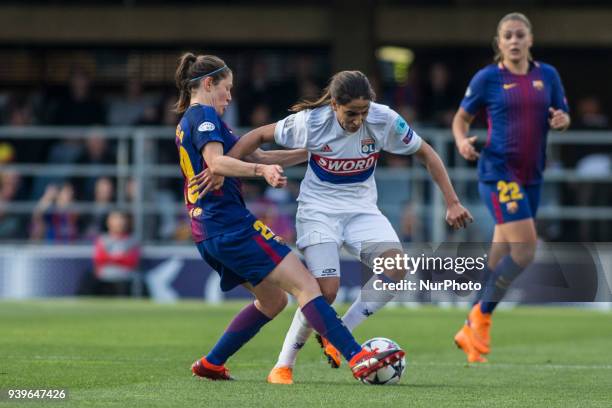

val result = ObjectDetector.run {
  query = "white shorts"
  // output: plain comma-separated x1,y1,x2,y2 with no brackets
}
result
296,207,402,278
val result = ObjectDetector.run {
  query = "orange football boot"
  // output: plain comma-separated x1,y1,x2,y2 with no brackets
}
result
454,324,487,363
468,303,492,354
267,366,293,385
315,334,342,368
191,357,234,380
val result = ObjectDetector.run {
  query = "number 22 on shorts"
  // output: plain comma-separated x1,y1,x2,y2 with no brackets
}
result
497,181,524,203
253,220,275,240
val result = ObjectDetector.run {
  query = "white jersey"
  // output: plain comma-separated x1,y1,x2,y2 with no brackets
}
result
274,102,422,213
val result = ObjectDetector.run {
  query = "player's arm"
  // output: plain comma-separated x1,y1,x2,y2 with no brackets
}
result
414,141,474,230
548,67,571,131
236,124,308,166
246,148,308,167
201,141,287,188
227,123,276,160
230,119,308,165
452,107,480,161
191,124,305,193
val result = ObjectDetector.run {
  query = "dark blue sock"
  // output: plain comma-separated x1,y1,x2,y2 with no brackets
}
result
301,296,362,361
206,302,271,365
472,264,491,306
480,255,524,314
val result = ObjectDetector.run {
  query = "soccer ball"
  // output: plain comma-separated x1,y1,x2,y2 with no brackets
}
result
360,337,406,385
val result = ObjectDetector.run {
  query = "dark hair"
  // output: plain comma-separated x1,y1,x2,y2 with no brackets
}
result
174,53,231,114
290,70,375,112
493,12,533,63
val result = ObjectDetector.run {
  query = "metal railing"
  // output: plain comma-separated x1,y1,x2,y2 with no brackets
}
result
1,126,611,243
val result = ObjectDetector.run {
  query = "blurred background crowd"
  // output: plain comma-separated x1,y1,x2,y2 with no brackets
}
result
1,1,612,247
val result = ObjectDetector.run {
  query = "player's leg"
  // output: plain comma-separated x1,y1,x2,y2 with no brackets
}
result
270,209,345,381
479,218,537,313
458,228,509,360
201,281,288,367
286,212,406,370
464,219,536,356
311,215,408,368
342,247,405,331
342,213,406,331
478,182,540,315
271,243,341,379
192,281,288,380
192,222,292,380
312,276,344,368
471,228,510,306
265,252,405,380
488,228,511,269
456,181,537,361
265,251,359,358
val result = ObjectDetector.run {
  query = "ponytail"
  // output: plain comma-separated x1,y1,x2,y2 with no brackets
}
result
290,88,332,112
174,53,197,114
173,53,231,114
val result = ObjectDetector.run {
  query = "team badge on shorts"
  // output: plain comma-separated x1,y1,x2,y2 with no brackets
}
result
506,201,519,214
361,138,375,153
189,207,203,218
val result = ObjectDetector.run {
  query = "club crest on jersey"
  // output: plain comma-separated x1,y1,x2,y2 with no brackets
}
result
322,144,333,152
198,121,215,132
532,80,544,91
361,138,375,153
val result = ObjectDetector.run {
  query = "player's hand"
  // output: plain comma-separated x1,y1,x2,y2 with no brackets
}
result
445,202,474,230
549,108,570,130
188,169,225,197
457,136,480,161
261,164,287,188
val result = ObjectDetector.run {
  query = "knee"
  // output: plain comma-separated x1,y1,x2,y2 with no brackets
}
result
318,278,340,304
321,287,338,304
510,242,536,267
385,267,407,282
271,292,289,316
294,276,323,307
257,291,288,318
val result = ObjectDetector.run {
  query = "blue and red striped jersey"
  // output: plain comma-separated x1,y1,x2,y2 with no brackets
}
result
460,61,569,185
175,104,254,242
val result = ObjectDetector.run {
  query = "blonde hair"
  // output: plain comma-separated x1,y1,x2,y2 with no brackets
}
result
493,12,533,63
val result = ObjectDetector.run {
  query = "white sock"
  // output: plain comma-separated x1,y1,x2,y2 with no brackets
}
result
342,294,393,331
274,308,313,368
342,273,399,331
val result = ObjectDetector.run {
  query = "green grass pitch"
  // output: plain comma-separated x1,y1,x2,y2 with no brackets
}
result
1,299,611,407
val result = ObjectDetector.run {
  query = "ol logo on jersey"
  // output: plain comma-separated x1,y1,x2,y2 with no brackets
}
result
361,137,375,154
